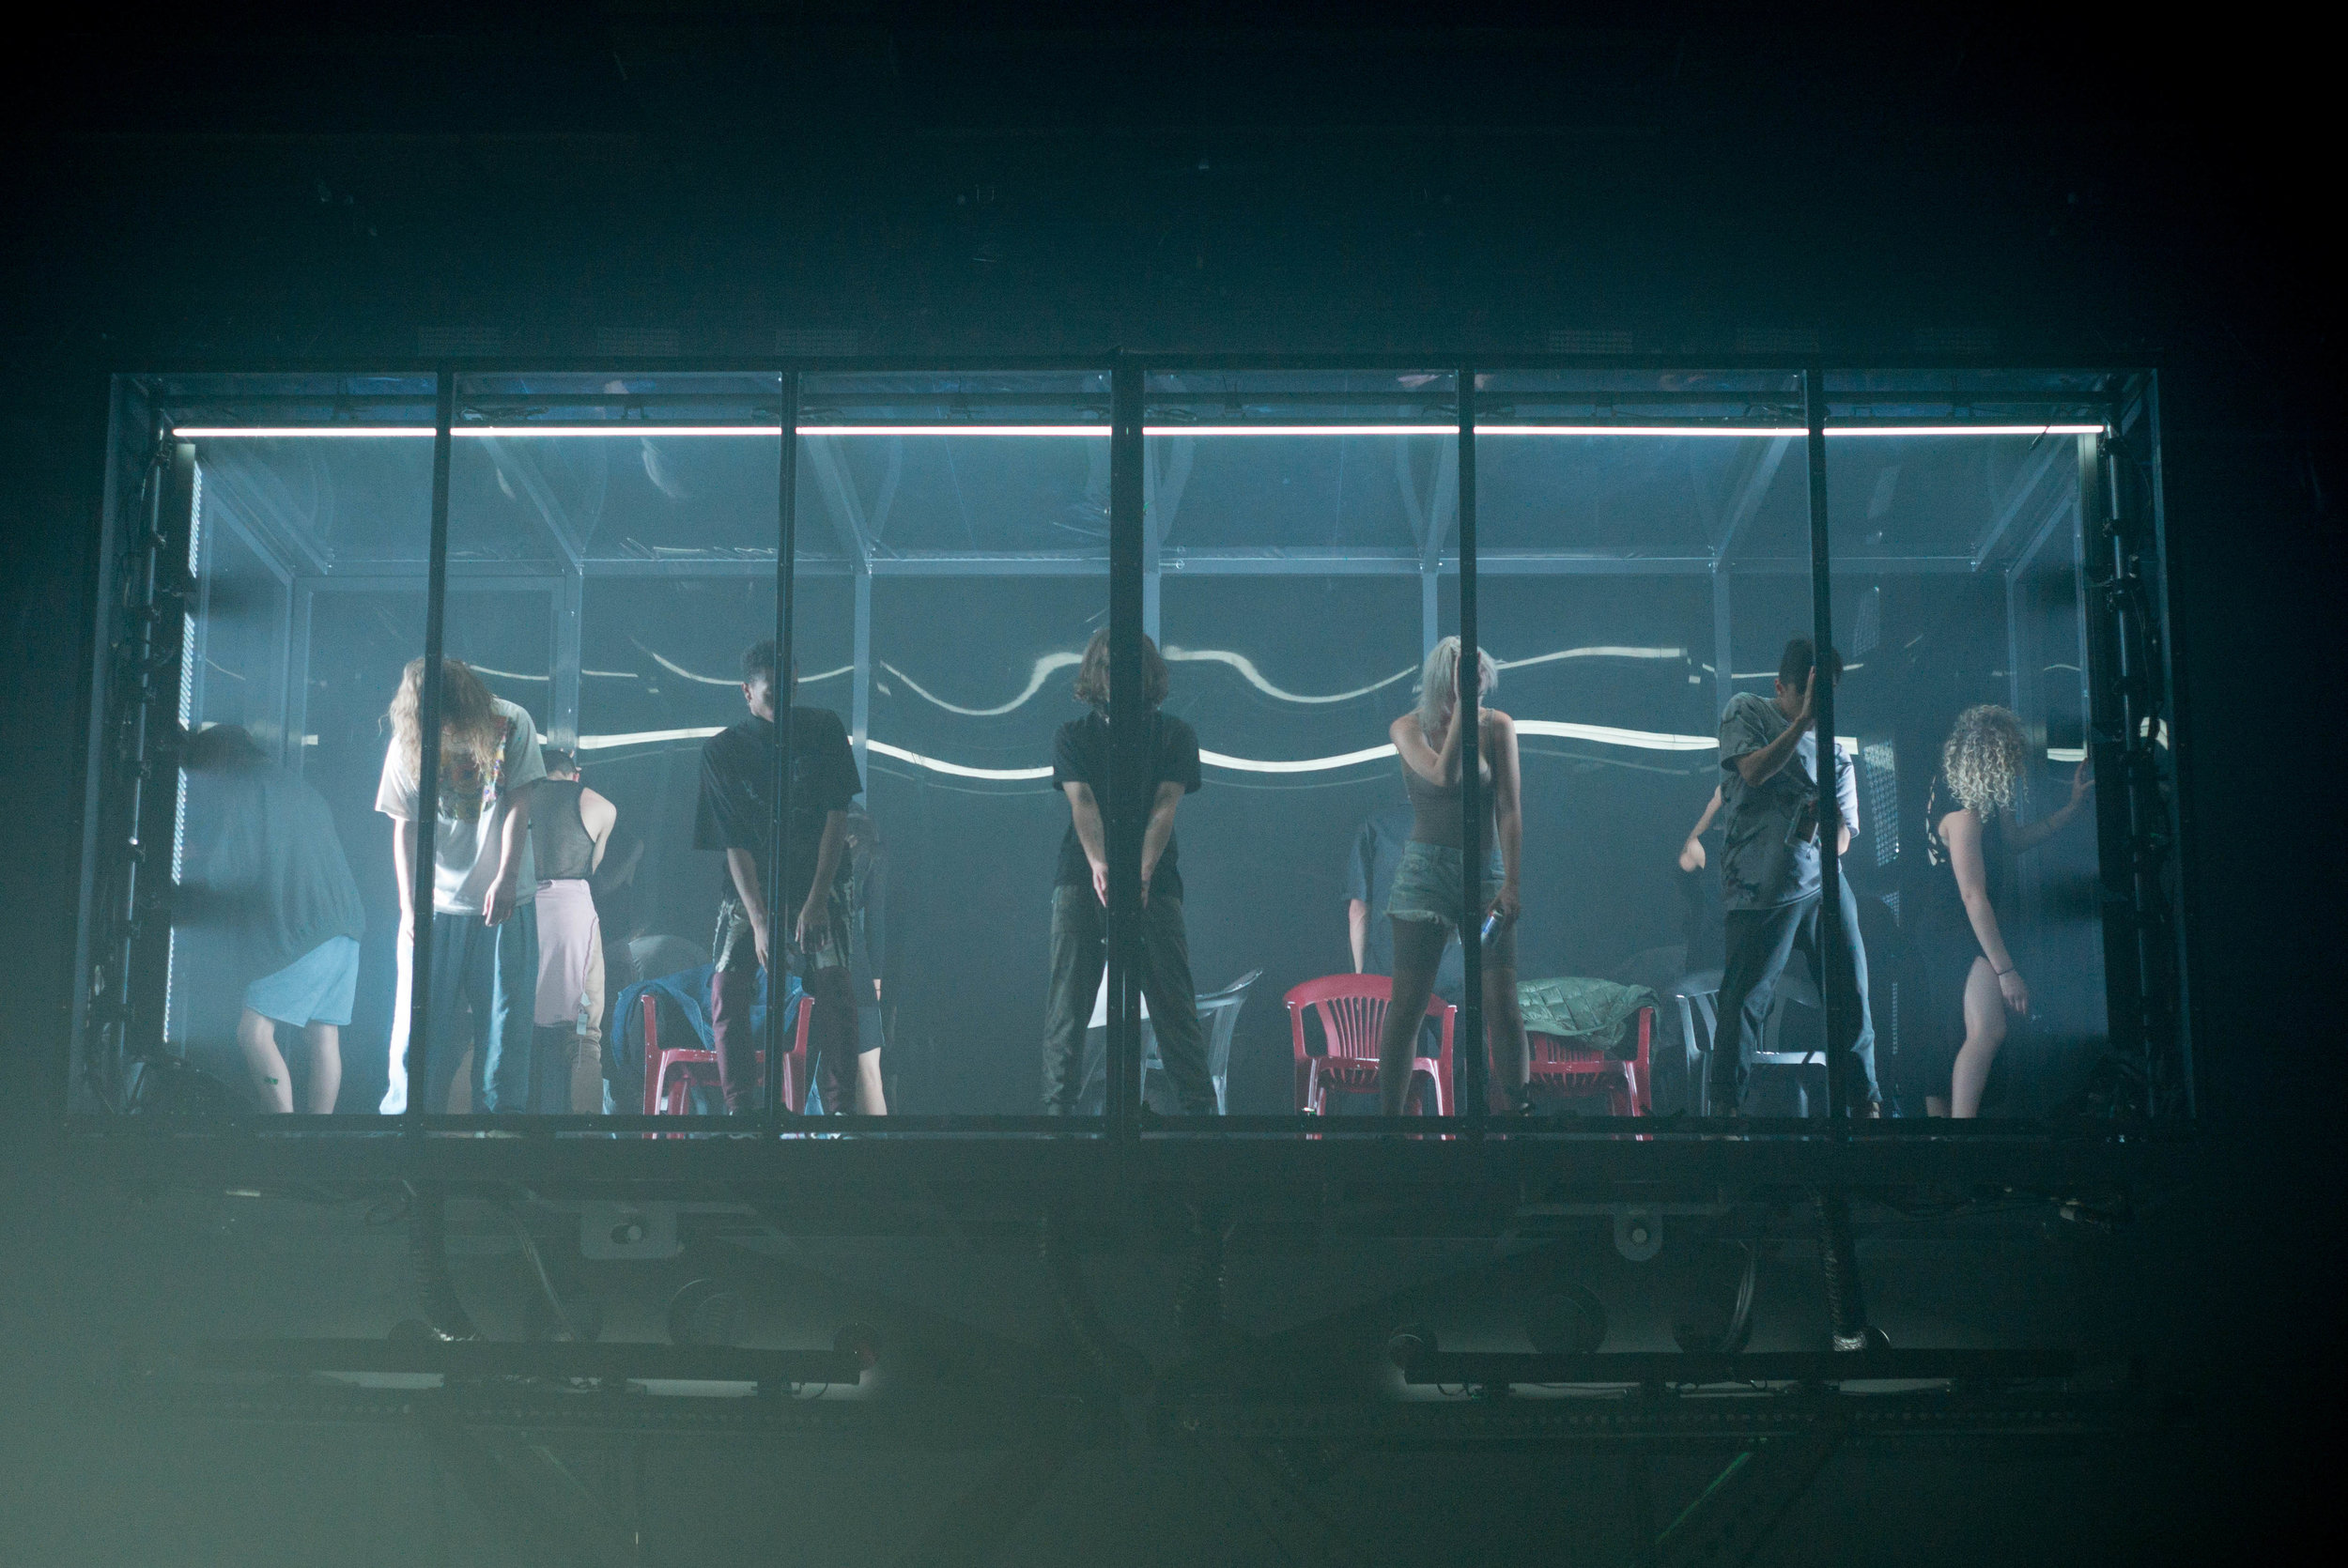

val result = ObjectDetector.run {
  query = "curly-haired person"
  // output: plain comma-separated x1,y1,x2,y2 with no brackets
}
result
1912,704,2094,1117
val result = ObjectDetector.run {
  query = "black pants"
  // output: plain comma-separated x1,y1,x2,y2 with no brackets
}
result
1708,882,1880,1115
1041,884,1215,1115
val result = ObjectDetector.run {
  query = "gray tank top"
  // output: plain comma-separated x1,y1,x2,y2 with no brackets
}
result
530,778,596,882
1401,744,1494,850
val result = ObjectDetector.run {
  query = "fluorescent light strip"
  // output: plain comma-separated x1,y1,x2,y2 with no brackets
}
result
1200,743,1400,775
177,422,2104,440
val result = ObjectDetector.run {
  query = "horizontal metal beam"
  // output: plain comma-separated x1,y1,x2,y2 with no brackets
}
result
1402,1348,2077,1386
176,1338,867,1385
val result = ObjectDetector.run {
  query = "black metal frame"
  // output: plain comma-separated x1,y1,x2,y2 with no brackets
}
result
71,354,2194,1151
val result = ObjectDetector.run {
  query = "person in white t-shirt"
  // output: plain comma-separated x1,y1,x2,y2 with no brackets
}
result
376,657,547,1115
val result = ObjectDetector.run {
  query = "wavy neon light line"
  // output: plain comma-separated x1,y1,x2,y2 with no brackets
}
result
1164,647,1414,705
880,653,1084,716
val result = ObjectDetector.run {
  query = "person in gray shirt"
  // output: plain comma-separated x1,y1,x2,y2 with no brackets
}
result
1707,638,1880,1116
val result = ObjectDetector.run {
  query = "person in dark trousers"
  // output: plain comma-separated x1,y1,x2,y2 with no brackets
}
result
1041,629,1217,1116
377,657,546,1115
1708,637,1880,1116
695,639,878,1116
176,724,366,1113
529,748,616,1113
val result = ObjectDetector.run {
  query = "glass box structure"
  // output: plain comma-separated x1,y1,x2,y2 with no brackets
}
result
70,361,2192,1139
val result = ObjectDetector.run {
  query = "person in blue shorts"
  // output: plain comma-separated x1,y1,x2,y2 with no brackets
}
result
178,724,366,1113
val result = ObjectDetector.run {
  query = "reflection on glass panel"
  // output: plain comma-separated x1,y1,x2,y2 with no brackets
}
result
147,376,436,1116
1824,376,2107,1118
801,371,1111,1119
1475,371,1838,1119
438,374,787,1121
1151,371,1457,1119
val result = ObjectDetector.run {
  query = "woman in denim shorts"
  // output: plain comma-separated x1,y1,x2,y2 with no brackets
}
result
1373,638,1533,1115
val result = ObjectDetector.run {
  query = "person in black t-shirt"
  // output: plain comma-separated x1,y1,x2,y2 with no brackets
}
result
693,639,878,1116
1041,629,1217,1115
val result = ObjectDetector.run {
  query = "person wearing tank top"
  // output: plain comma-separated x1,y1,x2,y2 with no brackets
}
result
1371,637,1535,1116
530,750,617,1114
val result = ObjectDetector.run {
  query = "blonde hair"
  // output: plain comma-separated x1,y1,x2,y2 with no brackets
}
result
1942,704,2031,821
1414,636,1499,740
388,657,504,778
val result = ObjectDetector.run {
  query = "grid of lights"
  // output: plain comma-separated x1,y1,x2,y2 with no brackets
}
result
172,423,2108,439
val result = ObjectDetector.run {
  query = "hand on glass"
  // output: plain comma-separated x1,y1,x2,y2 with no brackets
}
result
1677,837,1707,873
2067,759,2094,812
1997,966,2031,1015
484,874,519,927
1794,669,1819,731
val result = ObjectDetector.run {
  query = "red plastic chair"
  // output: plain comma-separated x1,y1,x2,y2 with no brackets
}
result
643,991,811,1123
1524,1006,1654,1116
1286,974,1457,1115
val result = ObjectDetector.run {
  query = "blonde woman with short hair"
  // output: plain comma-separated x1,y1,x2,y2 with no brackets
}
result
1913,704,2094,1117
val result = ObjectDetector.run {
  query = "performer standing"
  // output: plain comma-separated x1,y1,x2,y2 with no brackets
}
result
1040,629,1217,1116
695,640,877,1117
528,748,615,1113
1913,705,2093,1117
1707,638,1879,1116
1371,637,1532,1117
377,658,546,1115
177,724,365,1113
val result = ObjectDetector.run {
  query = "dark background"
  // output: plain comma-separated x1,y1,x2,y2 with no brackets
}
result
1,4,2340,1561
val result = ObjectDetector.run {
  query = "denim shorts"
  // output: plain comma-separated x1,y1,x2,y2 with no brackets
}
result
1384,841,1516,969
243,935,360,1028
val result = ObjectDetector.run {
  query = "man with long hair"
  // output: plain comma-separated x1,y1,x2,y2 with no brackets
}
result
1708,637,1879,1117
377,657,547,1115
695,640,876,1116
1041,628,1217,1116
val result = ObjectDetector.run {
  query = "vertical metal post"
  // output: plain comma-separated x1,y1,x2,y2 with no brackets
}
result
1803,365,1846,1125
282,582,314,772
765,373,801,1135
1107,355,1148,1139
1454,366,1488,1128
1140,438,1163,642
551,571,583,750
120,438,197,1069
403,370,455,1129
851,568,873,777
1710,570,1734,730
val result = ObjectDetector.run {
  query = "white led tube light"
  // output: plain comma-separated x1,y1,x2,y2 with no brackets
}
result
174,423,2105,439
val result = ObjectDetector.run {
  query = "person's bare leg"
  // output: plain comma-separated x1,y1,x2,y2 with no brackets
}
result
1948,957,2007,1118
1377,918,1452,1116
1924,1096,1950,1117
856,1049,888,1115
1481,965,1530,1110
237,1008,295,1113
809,968,861,1114
301,1022,342,1114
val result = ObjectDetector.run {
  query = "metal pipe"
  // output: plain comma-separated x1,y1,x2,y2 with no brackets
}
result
403,370,454,1131
1455,365,1488,1129
765,373,800,1134
1107,355,1148,1137
1802,365,1845,1126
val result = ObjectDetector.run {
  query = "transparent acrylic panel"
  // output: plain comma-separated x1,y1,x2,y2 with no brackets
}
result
141,375,437,1116
1151,370,1458,1121
1824,380,2108,1117
802,371,1112,1122
442,372,784,1119
1474,371,1830,1118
